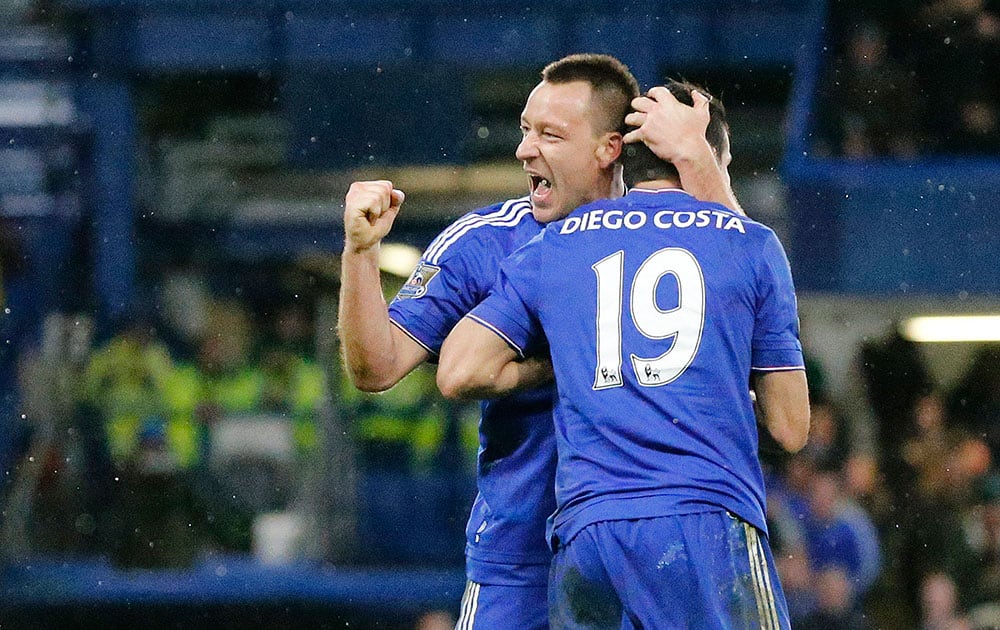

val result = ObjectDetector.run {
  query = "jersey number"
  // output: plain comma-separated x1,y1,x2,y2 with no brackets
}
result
591,248,705,389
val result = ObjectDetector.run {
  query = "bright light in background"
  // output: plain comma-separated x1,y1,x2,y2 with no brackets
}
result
378,243,422,278
901,315,1000,342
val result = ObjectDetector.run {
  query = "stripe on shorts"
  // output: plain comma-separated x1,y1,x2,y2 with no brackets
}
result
456,580,481,630
744,523,780,630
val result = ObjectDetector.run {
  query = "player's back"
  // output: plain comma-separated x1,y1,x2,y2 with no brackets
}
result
513,188,801,545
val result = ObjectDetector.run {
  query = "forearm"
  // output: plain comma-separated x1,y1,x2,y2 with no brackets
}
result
338,246,412,391
754,369,811,453
438,317,531,400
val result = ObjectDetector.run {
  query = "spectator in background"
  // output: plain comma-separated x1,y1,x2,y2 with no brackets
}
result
911,0,1000,154
80,312,204,567
919,571,972,630
949,345,1000,461
802,467,883,599
259,302,327,459
962,474,1000,606
859,330,936,507
898,391,991,614
797,566,875,629
820,20,921,158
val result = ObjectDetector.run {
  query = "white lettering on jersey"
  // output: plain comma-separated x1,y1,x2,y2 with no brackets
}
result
562,208,744,235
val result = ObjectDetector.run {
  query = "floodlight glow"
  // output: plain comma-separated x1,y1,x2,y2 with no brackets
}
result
901,315,1000,342
378,243,422,278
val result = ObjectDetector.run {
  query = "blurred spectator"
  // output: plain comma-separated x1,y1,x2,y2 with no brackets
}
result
801,395,854,471
80,312,205,567
82,314,199,472
897,391,990,614
963,474,1000,605
258,302,327,459
819,20,921,158
802,468,883,598
949,345,1000,461
859,330,936,504
911,0,1000,154
776,543,819,624
919,571,972,630
797,566,875,629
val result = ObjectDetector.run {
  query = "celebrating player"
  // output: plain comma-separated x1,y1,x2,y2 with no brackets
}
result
339,56,744,629
437,81,810,628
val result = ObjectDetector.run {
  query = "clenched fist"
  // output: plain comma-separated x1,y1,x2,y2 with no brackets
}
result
343,180,406,253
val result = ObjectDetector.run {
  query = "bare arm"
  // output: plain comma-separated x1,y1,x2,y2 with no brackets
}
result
753,369,810,453
623,86,746,216
338,180,429,392
437,317,554,400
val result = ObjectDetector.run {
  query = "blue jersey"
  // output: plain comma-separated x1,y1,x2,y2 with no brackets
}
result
388,197,557,586
468,188,804,547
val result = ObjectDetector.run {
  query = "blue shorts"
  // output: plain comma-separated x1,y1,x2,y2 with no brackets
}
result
549,511,789,629
455,580,548,630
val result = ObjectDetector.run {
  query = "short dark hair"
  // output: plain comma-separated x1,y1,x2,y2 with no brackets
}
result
622,80,730,188
540,53,640,136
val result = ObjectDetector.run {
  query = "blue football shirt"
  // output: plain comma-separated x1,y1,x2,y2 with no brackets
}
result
468,188,804,547
388,197,557,586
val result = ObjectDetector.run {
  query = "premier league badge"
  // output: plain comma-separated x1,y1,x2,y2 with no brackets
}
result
396,261,441,299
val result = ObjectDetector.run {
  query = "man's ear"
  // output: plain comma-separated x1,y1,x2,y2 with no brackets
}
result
597,132,623,169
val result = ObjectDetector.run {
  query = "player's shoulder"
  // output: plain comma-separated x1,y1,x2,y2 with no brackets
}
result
420,196,537,264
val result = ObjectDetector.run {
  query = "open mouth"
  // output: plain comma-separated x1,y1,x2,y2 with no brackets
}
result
529,175,552,200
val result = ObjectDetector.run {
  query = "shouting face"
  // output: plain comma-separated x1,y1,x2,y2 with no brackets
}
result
516,80,621,224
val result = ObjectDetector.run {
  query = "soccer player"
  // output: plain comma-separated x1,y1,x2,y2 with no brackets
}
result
436,81,810,628
339,56,745,629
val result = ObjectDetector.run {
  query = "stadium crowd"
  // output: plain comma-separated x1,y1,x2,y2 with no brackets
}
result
4,260,1000,627
817,0,1000,158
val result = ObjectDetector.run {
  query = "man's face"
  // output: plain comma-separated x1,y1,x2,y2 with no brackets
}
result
516,80,619,224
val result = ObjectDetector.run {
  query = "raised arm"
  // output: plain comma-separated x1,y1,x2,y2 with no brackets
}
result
438,317,553,400
339,180,429,392
624,86,746,216
753,369,810,453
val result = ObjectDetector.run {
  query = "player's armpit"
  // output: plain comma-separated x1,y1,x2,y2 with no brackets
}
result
438,317,524,400
753,369,810,453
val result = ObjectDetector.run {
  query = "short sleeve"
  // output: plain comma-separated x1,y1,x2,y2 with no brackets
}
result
468,241,545,359
388,230,490,355
751,231,805,371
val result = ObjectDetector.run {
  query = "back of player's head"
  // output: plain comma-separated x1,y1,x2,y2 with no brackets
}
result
622,80,730,188
541,53,640,136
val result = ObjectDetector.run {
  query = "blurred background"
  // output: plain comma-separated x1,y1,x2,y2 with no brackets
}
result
1,0,999,628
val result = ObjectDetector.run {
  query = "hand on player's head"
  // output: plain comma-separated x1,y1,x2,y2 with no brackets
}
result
622,86,712,165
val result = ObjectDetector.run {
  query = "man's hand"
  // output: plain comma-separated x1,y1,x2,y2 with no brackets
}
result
623,86,713,165
344,180,405,254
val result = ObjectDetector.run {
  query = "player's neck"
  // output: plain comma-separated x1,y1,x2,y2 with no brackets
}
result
631,178,682,191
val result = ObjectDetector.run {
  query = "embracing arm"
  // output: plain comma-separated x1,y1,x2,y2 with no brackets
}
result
437,317,553,400
338,180,429,392
624,86,745,216
753,369,811,453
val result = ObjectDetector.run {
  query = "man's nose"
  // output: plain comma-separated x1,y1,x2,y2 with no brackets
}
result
516,133,538,161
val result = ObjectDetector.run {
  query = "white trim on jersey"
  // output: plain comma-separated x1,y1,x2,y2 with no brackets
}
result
466,314,527,359
456,580,481,630
422,197,532,265
744,523,781,630
750,365,806,372
388,318,438,356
